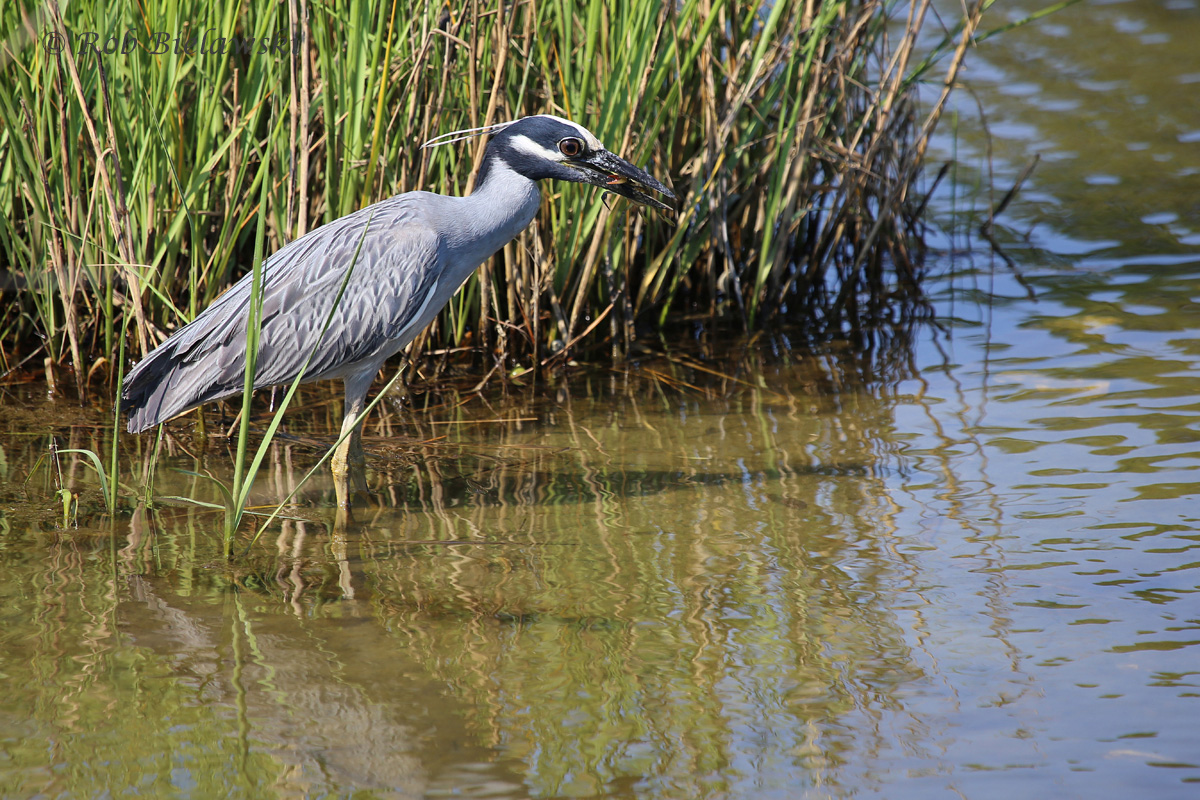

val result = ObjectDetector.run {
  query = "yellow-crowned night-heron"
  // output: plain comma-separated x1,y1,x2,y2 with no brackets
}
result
121,114,674,492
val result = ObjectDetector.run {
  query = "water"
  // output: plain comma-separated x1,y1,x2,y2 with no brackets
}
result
3,1,1200,796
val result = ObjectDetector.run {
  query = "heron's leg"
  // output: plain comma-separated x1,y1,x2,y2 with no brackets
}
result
336,402,368,475
331,374,372,509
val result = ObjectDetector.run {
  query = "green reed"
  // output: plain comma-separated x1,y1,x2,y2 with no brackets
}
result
0,0,1004,392
225,150,272,547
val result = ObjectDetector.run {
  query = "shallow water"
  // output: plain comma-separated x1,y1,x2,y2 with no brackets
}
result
3,1,1200,797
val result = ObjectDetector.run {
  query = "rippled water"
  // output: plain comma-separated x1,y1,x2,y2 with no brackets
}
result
3,1,1200,797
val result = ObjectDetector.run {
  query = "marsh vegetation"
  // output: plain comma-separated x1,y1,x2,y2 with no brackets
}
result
2,0,988,391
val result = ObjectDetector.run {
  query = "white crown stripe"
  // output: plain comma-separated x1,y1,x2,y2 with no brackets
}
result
535,114,603,150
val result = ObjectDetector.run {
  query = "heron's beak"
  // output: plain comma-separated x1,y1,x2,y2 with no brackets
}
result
569,149,676,212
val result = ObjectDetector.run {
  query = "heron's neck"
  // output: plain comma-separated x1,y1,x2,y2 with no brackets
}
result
444,158,540,272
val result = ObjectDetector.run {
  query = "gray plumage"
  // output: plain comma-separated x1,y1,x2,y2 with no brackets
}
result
122,114,674,436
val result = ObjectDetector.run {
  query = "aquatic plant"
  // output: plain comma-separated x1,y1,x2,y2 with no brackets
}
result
25,438,114,523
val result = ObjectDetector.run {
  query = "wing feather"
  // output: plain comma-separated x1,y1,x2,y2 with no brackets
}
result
122,193,447,430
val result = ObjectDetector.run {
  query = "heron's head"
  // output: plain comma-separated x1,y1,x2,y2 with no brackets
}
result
447,115,676,212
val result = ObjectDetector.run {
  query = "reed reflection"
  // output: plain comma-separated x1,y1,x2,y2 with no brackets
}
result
1,324,1005,797
205,334,952,796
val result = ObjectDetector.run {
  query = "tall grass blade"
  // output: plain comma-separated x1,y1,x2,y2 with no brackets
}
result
226,147,273,549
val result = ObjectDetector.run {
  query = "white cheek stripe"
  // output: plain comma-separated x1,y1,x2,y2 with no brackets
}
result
510,134,565,162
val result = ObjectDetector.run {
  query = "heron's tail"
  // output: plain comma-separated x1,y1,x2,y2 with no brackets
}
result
121,341,185,432
122,341,237,433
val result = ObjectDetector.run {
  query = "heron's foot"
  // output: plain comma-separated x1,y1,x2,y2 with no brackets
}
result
331,463,370,511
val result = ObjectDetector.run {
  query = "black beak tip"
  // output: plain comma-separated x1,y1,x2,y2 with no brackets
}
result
647,193,675,213
622,177,677,213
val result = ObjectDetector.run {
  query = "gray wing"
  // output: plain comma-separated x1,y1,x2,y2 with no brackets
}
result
123,194,446,429
254,207,445,386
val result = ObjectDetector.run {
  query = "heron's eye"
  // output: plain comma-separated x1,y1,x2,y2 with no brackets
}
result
558,138,584,158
